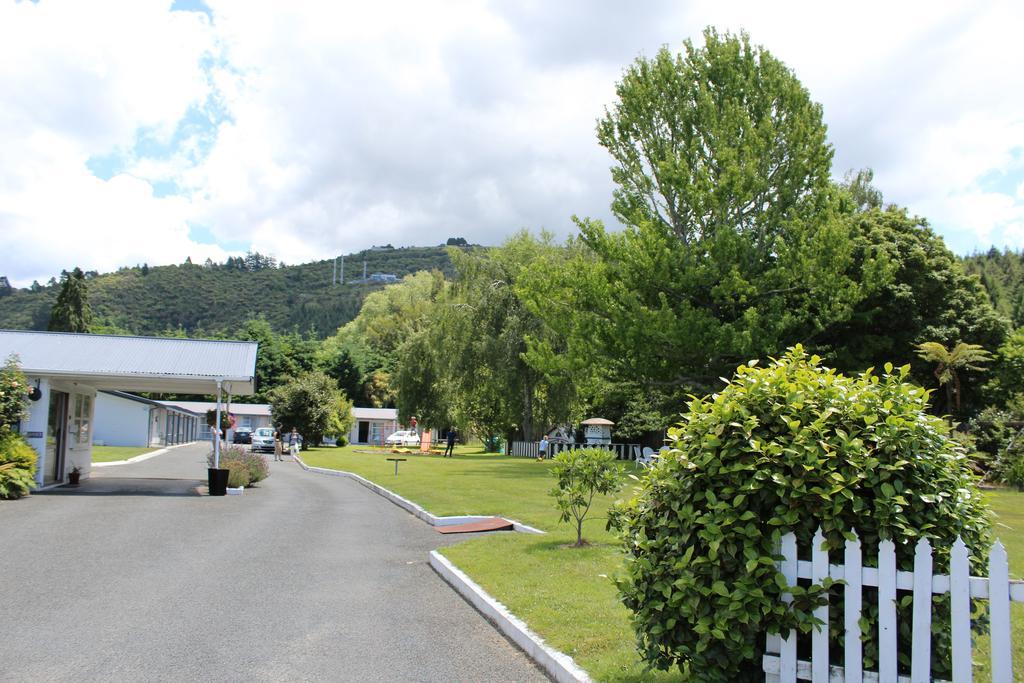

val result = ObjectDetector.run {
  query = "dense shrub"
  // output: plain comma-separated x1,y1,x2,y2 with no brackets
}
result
207,445,269,487
967,402,1024,484
0,355,30,429
0,429,37,499
611,346,992,681
225,461,249,488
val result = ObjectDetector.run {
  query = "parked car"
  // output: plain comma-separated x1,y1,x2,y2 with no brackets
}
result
251,427,276,453
232,427,253,444
385,430,421,447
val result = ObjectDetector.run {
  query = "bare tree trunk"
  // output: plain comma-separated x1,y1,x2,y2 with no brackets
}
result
522,384,534,442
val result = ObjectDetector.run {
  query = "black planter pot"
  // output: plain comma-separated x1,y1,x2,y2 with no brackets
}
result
208,467,229,496
68,471,81,486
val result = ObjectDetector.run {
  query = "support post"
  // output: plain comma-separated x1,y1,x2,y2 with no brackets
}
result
214,379,223,469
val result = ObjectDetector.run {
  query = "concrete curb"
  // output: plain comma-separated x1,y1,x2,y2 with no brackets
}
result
429,551,590,683
92,442,195,468
292,453,546,534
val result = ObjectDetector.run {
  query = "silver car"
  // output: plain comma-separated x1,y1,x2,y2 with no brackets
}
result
251,427,276,453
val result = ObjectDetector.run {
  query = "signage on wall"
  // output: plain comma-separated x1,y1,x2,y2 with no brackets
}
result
26,431,43,438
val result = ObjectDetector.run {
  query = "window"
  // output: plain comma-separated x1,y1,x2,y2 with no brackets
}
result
71,394,92,446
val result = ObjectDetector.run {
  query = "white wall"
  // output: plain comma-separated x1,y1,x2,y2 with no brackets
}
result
20,376,50,488
94,393,151,447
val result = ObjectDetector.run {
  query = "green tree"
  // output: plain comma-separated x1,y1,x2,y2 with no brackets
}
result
598,29,833,245
48,267,92,332
916,341,992,414
549,447,620,547
237,317,316,402
436,233,575,441
840,167,884,212
816,208,1007,401
326,392,355,445
267,371,344,448
521,30,863,425
317,344,364,402
983,327,1024,408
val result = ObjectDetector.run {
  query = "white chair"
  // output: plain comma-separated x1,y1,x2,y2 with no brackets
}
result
638,446,656,467
632,445,641,462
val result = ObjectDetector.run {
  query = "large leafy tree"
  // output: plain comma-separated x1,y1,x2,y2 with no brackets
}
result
817,207,1008,414
321,270,445,406
599,28,833,245
396,234,575,441
266,370,346,448
236,317,316,402
521,30,865,423
48,267,92,332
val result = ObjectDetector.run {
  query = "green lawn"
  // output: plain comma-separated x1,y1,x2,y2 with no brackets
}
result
975,489,1024,681
91,445,161,463
302,446,1024,681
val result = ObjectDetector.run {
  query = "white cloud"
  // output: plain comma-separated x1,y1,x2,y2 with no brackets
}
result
2,0,1024,287
0,0,222,285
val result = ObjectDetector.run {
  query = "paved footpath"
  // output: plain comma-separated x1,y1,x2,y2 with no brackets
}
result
0,444,548,682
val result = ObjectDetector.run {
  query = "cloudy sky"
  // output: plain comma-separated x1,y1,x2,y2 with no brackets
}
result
1,0,1022,287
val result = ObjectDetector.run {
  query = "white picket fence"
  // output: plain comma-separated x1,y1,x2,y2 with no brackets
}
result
763,529,1023,682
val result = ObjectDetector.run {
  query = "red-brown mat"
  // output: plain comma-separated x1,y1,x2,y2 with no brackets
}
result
436,518,514,534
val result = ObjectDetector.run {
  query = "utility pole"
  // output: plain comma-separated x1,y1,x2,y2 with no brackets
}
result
332,257,337,285
363,261,367,280
340,255,344,284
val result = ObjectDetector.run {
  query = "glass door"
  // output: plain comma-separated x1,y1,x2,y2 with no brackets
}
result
45,391,68,485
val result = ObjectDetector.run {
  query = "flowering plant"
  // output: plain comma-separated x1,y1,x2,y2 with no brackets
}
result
205,409,237,431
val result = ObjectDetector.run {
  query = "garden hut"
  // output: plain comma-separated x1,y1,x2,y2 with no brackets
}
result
580,417,614,445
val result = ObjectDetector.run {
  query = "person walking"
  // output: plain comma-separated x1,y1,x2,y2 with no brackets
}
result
444,428,457,457
288,427,301,458
537,435,549,462
273,428,283,461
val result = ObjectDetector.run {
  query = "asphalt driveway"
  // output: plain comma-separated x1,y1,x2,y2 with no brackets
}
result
0,443,547,682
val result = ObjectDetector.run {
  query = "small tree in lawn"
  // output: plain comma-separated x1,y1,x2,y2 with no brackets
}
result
549,447,620,547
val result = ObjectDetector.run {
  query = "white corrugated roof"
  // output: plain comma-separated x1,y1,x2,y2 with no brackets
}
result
0,330,257,394
352,407,398,420
161,401,272,417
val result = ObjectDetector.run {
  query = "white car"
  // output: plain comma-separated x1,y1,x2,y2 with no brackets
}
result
385,430,421,447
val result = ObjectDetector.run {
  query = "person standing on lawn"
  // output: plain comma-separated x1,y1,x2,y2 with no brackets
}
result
537,435,548,461
288,427,300,458
444,428,457,457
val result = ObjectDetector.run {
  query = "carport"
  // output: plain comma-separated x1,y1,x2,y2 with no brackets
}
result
0,330,257,488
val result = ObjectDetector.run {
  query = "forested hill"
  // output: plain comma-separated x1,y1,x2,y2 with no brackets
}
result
964,248,1024,327
0,246,455,338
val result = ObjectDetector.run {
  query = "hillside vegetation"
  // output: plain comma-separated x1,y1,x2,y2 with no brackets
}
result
0,246,454,338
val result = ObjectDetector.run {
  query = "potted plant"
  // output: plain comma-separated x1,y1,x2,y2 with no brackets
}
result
67,466,81,486
206,449,229,496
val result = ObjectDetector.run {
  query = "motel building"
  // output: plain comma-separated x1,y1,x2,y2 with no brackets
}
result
0,330,257,489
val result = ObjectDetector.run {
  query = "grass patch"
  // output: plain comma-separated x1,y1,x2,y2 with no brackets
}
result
302,446,1024,681
91,445,161,463
974,489,1024,681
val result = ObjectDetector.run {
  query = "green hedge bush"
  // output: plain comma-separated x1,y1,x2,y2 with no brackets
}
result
0,429,37,499
611,346,991,681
